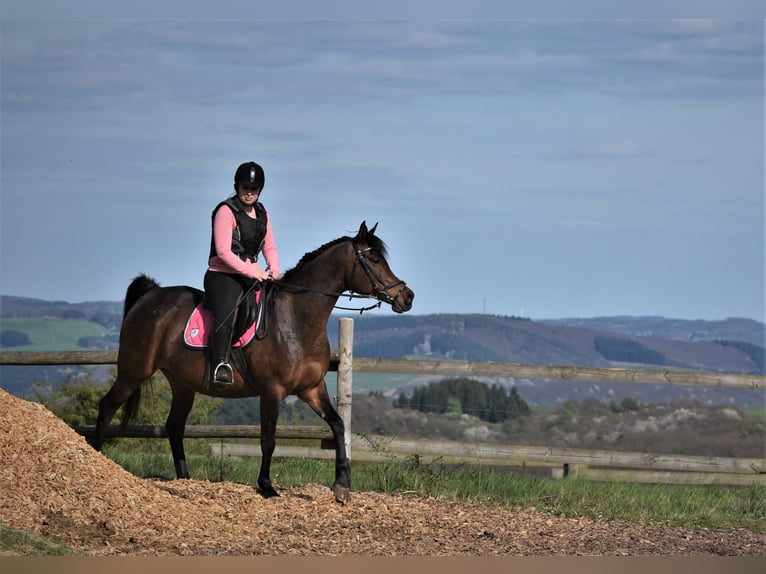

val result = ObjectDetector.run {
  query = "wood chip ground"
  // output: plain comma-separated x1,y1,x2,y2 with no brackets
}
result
1,389,763,556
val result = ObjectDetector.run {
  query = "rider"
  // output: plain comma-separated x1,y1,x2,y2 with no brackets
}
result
204,161,281,386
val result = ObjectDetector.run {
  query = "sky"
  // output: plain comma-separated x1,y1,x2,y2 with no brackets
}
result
1,2,764,322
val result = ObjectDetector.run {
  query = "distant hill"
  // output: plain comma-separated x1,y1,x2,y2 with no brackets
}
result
540,316,765,347
327,313,764,374
1,296,764,406
324,313,765,409
0,295,122,329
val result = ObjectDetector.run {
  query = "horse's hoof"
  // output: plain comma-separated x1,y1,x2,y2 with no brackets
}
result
332,484,350,504
257,485,280,499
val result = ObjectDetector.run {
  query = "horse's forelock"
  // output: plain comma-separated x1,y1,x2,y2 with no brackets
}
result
364,233,389,262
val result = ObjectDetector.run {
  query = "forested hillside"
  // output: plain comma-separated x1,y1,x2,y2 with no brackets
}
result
2,296,763,406
327,313,764,374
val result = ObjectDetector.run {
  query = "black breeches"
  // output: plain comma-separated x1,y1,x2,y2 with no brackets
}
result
203,270,249,329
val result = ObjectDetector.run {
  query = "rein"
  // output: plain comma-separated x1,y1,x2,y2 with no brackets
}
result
228,243,407,341
269,280,385,314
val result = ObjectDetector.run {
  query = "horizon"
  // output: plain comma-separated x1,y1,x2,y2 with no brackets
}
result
0,291,762,325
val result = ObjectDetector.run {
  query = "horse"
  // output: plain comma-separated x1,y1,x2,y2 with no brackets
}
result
91,221,414,502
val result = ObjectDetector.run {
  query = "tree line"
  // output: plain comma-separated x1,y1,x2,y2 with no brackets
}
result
396,377,530,423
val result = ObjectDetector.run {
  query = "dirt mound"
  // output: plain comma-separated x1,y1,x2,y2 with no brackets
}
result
1,389,763,556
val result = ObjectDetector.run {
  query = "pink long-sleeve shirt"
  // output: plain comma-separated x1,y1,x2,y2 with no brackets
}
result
208,204,280,280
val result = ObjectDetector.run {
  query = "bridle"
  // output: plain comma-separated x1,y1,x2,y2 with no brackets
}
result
348,247,408,311
269,244,408,314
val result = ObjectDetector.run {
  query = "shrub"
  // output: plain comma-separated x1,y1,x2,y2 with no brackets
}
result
0,330,31,347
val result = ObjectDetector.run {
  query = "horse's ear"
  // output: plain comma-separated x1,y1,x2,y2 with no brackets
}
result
357,220,377,242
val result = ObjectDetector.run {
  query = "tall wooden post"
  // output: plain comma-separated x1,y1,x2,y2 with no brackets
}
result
336,317,353,458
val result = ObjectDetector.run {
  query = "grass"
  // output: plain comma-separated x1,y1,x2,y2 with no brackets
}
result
0,318,107,351
742,406,766,418
0,526,77,556
102,446,766,532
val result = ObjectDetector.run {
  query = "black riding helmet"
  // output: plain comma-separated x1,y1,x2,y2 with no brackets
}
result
234,161,265,192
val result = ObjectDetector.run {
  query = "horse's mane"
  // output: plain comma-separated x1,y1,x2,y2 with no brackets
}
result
281,233,389,282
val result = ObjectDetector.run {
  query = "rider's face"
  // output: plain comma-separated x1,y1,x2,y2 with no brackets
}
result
238,185,261,204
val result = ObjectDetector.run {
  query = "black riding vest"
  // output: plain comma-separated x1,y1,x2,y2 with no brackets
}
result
209,197,268,263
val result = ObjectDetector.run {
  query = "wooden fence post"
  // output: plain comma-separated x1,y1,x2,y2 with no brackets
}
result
337,317,354,458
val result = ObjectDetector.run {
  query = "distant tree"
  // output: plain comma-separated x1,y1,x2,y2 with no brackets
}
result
508,386,531,417
488,383,511,420
215,396,260,424
61,309,86,320
78,334,119,349
609,395,641,413
445,397,462,416
400,378,530,423
88,312,121,329
0,330,31,347
594,336,667,365
714,340,765,374
33,370,221,427
620,396,641,412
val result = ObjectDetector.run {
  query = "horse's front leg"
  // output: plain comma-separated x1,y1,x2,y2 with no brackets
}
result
257,391,281,498
299,384,351,503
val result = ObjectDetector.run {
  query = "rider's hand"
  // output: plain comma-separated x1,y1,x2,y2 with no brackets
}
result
249,267,270,282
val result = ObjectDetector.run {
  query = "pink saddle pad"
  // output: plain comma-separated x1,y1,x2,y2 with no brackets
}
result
183,304,259,349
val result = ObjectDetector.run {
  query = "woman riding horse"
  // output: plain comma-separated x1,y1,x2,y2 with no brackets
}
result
205,161,281,387
92,221,414,502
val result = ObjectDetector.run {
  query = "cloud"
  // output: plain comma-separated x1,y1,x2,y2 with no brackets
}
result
3,20,761,120
562,140,653,160
1,16,762,321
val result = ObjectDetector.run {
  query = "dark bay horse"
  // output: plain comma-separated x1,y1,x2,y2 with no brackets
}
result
92,221,414,502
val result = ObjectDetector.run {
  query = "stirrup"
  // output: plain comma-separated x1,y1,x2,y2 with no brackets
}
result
212,362,234,386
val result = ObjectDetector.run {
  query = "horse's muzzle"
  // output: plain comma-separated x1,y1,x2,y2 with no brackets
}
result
391,286,415,313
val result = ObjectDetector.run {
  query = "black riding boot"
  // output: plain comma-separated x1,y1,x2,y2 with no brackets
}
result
210,324,234,386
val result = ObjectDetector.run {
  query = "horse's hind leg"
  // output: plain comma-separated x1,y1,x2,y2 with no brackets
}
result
165,381,195,479
299,383,351,503
92,375,142,452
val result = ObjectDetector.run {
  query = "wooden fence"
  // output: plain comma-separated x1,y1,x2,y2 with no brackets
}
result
2,317,764,485
211,435,765,486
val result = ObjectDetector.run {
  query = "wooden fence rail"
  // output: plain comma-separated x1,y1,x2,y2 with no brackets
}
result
1,352,762,390
65,423,765,486
72,424,333,441
2,317,764,486
209,434,766,487
351,358,764,390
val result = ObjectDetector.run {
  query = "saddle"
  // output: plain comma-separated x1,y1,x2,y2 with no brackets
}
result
183,287,263,350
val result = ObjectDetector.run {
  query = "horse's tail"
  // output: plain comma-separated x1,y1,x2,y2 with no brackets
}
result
121,387,142,430
119,274,161,429
124,273,160,318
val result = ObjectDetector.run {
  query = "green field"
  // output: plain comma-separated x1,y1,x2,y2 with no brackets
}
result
0,318,107,351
